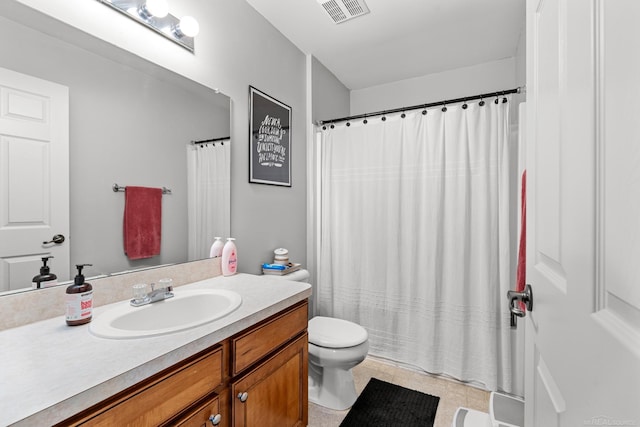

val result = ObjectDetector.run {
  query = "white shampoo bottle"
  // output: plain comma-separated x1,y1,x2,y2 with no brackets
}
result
209,237,224,258
221,238,237,276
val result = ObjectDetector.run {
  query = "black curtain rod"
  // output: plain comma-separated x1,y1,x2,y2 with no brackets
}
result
317,87,523,126
191,136,231,145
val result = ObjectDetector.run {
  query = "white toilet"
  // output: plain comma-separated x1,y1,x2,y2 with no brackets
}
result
307,315,369,410
263,269,370,410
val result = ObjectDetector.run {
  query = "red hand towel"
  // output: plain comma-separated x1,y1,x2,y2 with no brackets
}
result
516,170,526,310
123,186,162,260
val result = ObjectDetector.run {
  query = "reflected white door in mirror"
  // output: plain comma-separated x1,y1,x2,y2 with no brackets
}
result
0,67,69,292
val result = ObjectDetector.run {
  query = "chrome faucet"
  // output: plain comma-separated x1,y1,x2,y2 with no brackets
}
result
130,282,174,307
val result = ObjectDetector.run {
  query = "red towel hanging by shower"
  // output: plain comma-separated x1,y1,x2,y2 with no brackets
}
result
123,186,162,260
515,170,526,310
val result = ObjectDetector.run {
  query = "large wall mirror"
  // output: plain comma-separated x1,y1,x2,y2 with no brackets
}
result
0,5,231,294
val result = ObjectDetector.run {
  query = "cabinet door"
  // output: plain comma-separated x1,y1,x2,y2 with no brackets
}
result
232,333,308,427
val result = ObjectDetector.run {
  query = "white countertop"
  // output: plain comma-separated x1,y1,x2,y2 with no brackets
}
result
0,274,311,426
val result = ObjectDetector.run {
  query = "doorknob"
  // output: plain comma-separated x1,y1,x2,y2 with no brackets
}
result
507,284,533,328
43,234,65,245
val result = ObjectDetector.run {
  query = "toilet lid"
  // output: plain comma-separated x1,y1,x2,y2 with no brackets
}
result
308,316,368,348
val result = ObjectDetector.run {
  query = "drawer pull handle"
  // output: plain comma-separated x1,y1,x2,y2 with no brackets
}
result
237,391,248,402
209,414,222,425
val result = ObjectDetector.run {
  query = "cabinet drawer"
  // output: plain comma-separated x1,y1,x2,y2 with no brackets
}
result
81,347,223,426
170,393,222,427
232,301,307,375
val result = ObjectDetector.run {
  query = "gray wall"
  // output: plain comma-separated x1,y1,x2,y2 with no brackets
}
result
0,15,229,279
217,1,308,274
312,56,350,124
350,57,518,115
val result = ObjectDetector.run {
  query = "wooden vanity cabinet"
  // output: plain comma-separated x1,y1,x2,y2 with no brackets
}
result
58,300,308,427
231,302,308,427
59,344,226,427
231,334,308,427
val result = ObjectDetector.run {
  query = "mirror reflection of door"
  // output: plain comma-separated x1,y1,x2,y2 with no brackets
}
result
0,67,70,292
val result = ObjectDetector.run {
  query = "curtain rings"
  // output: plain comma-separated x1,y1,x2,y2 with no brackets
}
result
462,99,468,110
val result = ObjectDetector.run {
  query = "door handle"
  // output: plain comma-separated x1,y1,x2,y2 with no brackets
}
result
43,234,65,245
507,284,533,328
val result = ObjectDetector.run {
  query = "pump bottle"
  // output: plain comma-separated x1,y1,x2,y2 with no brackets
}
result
32,256,57,289
221,238,237,276
209,237,224,258
65,264,93,326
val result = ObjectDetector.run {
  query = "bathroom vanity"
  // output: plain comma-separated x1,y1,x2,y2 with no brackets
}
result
0,273,311,426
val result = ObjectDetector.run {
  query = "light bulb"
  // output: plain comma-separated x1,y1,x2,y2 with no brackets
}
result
145,0,168,18
177,16,200,37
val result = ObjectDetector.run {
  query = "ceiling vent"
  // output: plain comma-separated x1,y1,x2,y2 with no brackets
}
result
317,0,370,24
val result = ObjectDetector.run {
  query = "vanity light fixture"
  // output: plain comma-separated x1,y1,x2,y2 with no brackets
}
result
96,0,199,52
137,0,169,19
173,15,200,38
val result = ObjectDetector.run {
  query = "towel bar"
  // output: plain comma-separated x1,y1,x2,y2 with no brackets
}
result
112,183,172,195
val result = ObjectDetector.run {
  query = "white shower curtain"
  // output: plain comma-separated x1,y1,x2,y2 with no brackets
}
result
187,142,231,260
318,99,513,392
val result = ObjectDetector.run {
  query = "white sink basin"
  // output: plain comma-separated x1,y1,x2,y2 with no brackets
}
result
90,289,242,339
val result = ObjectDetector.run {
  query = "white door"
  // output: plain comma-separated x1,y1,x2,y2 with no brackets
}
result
0,67,69,292
525,0,640,425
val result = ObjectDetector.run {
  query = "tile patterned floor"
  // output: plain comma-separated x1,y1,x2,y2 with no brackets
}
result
308,356,491,427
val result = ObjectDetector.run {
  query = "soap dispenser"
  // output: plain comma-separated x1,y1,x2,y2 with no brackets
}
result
32,256,57,289
221,238,237,276
65,264,93,326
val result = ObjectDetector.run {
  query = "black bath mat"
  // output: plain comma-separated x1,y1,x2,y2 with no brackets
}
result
339,377,440,427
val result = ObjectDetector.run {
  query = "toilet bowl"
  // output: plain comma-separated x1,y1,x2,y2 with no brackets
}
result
308,316,369,410
262,269,370,410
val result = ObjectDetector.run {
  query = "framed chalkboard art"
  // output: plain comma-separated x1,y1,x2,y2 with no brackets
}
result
249,86,292,187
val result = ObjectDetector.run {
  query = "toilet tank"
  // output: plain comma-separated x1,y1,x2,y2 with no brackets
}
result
263,269,310,283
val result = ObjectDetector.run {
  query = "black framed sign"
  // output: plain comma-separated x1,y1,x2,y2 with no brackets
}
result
249,86,292,186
